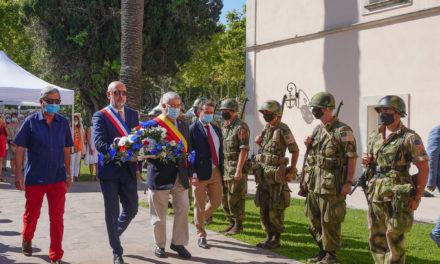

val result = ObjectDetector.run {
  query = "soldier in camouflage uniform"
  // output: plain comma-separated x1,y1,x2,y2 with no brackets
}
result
362,95,429,264
189,97,207,124
254,100,299,249
304,92,358,264
219,98,250,235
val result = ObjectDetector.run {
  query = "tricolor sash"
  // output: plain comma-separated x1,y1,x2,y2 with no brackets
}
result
154,114,188,152
101,106,130,137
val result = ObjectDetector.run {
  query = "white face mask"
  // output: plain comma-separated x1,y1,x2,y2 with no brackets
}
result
74,121,78,125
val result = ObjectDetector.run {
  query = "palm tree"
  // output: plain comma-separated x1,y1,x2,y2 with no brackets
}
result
120,0,144,111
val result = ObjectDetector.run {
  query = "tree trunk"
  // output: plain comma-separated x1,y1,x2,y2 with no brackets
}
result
120,0,144,111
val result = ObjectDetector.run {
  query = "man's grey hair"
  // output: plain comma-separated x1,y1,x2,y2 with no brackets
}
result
161,92,180,105
40,86,60,99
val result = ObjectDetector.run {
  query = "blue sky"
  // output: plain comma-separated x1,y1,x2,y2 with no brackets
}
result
219,0,246,25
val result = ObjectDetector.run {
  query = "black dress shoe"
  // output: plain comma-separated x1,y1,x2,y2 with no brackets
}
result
170,244,191,259
155,247,166,258
198,237,208,249
113,255,124,264
22,239,32,256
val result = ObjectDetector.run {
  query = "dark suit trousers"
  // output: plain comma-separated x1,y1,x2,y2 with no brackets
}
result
100,176,138,256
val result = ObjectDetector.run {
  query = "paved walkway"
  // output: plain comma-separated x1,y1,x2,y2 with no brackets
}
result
1,170,438,263
0,173,300,264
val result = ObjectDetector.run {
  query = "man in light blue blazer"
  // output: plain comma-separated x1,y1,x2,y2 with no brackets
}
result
427,125,440,247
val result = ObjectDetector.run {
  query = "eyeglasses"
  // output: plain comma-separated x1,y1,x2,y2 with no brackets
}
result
44,98,61,105
166,104,181,109
113,91,127,96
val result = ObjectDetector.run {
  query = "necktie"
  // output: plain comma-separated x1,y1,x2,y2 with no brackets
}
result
205,125,219,167
118,110,125,123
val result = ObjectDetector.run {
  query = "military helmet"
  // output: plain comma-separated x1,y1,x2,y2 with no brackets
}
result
192,97,207,108
148,104,162,117
259,100,282,116
219,98,239,112
374,95,406,116
309,92,335,109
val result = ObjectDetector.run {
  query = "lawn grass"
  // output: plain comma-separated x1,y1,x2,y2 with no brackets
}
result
79,161,439,263
141,197,439,264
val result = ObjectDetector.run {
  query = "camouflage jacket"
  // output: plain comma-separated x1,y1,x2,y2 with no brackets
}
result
222,117,250,180
367,122,429,202
255,120,299,184
306,116,357,195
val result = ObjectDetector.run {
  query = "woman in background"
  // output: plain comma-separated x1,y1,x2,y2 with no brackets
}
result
70,114,84,182
0,117,10,182
84,121,98,181
7,113,20,178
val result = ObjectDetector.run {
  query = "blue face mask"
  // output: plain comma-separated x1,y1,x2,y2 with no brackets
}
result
11,117,18,123
201,114,213,124
6,119,11,123
167,107,180,119
45,104,60,114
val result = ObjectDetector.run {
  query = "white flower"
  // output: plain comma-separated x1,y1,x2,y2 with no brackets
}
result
160,152,167,158
118,136,129,146
169,140,176,147
161,132,167,138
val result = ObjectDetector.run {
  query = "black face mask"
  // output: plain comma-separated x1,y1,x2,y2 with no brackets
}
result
221,112,231,120
312,108,324,119
263,113,275,123
379,112,394,125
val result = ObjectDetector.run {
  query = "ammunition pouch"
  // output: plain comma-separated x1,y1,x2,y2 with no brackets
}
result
253,162,264,184
263,164,287,184
315,155,346,170
375,165,408,173
256,153,289,166
391,184,413,213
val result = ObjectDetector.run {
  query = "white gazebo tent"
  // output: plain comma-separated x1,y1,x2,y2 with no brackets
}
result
0,50,74,106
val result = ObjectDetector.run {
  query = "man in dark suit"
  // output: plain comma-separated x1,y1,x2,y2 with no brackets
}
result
190,100,224,249
93,81,139,264
147,92,193,259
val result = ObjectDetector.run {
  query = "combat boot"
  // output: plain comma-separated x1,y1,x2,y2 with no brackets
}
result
307,242,325,263
265,232,280,249
256,232,273,247
219,220,235,233
317,251,337,264
225,220,243,235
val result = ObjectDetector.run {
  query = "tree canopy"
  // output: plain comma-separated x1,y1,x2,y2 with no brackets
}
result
176,8,246,106
21,0,223,116
0,0,33,69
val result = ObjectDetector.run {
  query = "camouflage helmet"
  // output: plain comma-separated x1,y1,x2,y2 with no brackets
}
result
259,100,282,116
148,104,162,117
374,95,406,116
193,97,207,108
219,98,239,112
309,92,335,109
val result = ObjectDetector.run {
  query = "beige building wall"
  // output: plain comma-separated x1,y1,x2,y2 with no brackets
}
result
245,0,440,175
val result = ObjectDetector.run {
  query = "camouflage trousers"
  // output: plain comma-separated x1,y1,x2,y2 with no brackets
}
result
368,201,413,264
222,174,248,222
305,192,346,251
255,183,290,233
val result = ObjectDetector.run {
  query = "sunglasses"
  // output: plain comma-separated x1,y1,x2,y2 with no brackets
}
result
113,91,127,96
44,98,61,105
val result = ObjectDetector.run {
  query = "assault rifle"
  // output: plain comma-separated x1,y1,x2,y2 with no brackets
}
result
350,161,374,205
333,101,343,194
240,98,249,120
298,100,344,197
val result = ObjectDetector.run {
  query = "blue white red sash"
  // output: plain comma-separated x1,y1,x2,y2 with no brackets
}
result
101,106,129,137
